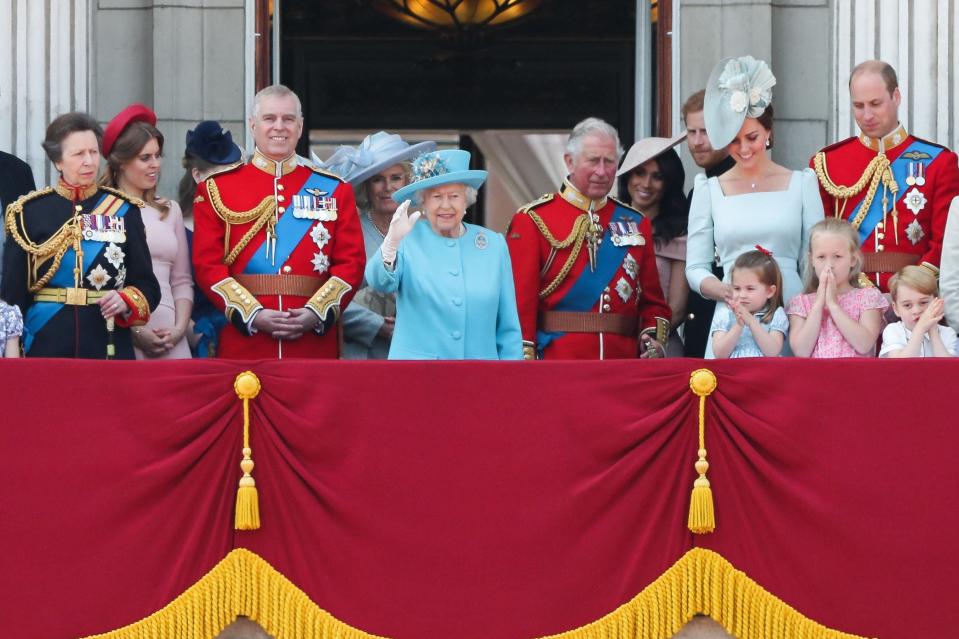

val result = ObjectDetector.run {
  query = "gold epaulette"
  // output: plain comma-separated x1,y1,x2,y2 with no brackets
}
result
205,160,244,180
307,163,347,183
98,185,145,209
609,196,644,217
518,192,554,214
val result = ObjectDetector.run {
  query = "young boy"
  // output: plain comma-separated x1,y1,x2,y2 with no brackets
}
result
879,265,958,358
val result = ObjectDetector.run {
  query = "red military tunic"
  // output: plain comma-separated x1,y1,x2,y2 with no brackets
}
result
192,150,366,359
507,180,671,360
811,124,959,290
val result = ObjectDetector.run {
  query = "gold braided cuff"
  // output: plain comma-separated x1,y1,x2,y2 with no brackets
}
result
920,261,941,278
117,286,151,327
305,276,352,323
640,317,671,345
212,277,264,325
522,340,536,361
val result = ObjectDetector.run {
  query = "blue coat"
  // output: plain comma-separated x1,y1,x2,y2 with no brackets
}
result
365,221,523,360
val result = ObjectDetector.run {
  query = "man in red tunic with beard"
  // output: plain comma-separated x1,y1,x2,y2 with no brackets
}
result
811,60,959,291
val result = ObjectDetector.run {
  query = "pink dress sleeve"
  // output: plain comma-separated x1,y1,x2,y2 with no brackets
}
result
860,287,890,311
167,201,194,303
786,293,811,317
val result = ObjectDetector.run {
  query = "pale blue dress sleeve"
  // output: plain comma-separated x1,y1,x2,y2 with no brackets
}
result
685,173,715,295
365,244,404,294
769,306,789,335
493,234,523,360
799,168,826,280
709,303,733,336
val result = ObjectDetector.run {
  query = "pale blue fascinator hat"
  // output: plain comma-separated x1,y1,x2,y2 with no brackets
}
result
319,131,436,186
391,150,488,203
703,56,776,149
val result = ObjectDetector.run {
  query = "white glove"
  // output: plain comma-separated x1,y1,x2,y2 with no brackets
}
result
381,199,422,265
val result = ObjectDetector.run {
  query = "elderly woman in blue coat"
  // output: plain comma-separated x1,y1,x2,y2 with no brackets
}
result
365,150,523,359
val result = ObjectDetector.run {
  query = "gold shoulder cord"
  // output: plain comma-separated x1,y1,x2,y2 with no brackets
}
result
527,210,591,299
98,186,145,209
4,189,83,292
813,152,896,229
206,178,277,265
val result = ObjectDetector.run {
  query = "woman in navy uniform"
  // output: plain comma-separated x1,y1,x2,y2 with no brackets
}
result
1,112,160,358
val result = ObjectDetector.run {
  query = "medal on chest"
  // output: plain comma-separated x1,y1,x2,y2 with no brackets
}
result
293,188,338,221
81,214,126,243
608,218,645,247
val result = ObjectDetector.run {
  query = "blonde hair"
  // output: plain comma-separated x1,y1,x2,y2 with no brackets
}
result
803,218,864,293
889,265,939,300
731,249,784,324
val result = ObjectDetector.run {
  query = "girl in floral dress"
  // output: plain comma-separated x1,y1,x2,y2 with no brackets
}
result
788,218,888,357
0,300,23,357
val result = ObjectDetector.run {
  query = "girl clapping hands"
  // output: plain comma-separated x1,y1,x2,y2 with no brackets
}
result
711,248,788,358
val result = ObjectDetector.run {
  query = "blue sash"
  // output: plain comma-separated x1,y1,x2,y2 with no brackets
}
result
23,195,132,353
848,139,944,244
242,172,340,274
537,203,637,352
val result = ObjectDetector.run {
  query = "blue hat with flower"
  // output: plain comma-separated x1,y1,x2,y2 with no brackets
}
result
703,56,776,149
391,149,488,203
319,131,436,186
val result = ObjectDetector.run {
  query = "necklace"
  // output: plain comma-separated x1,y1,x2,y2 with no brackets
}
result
366,211,389,239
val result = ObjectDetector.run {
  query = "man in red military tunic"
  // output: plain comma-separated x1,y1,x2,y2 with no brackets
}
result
811,60,959,291
507,117,671,360
192,85,365,358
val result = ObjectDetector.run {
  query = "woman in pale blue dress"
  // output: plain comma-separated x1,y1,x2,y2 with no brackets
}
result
685,56,824,357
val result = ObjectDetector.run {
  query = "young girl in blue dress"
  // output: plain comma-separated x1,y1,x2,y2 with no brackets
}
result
710,247,788,358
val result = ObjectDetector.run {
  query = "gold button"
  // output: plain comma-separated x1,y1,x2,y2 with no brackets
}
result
877,245,885,252
277,195,285,202
277,184,284,191
278,207,286,213
282,265,292,273
877,222,884,230
75,205,83,212
602,304,611,311
877,233,885,239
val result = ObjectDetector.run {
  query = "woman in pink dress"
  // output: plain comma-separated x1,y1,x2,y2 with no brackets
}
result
100,104,193,359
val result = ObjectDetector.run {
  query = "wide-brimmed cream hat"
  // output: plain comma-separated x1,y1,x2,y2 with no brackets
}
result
616,132,687,176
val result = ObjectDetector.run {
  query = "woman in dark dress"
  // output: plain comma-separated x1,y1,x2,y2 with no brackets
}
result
1,112,160,358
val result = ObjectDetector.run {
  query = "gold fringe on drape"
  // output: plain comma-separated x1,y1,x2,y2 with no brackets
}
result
80,547,872,639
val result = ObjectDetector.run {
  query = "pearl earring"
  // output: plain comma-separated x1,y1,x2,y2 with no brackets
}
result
765,138,771,148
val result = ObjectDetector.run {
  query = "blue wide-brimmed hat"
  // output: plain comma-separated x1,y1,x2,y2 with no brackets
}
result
185,120,242,164
320,131,436,186
703,56,776,149
391,150,488,203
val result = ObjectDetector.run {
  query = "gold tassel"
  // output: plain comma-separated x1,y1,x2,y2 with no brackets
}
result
688,369,717,534
234,371,262,530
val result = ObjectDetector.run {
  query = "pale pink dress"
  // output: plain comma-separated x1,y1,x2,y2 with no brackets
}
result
655,236,687,357
786,287,888,358
134,200,193,359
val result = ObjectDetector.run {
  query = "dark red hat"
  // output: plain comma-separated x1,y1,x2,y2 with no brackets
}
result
102,103,157,156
